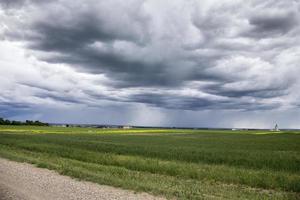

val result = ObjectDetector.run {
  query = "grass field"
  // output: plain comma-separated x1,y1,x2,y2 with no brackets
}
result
0,126,299,199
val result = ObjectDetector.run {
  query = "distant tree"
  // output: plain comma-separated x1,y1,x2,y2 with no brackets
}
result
0,117,49,126
32,120,49,126
11,120,22,125
0,118,12,125
0,118,4,125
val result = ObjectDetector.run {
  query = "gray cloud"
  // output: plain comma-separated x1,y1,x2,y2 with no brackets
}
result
0,0,26,8
246,11,298,38
0,0,51,9
0,0,299,121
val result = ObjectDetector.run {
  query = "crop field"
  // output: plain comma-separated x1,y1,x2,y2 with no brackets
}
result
0,126,299,200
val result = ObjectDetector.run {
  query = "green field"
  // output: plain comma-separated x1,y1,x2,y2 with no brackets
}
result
0,126,299,199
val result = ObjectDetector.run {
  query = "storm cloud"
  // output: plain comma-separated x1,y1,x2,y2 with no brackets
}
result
0,0,300,127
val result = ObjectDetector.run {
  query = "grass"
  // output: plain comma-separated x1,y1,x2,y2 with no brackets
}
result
0,126,299,199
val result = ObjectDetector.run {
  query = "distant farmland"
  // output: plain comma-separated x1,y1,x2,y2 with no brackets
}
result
0,126,299,200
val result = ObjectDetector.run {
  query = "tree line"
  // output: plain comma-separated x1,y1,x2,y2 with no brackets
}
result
0,117,49,126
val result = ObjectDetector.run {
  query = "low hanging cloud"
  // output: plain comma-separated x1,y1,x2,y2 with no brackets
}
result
0,0,300,126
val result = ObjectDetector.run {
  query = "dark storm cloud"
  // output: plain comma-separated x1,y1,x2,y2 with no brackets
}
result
126,93,215,110
0,0,25,8
0,102,31,118
202,83,289,99
1,0,299,112
245,11,298,38
0,0,50,9
44,49,176,87
125,92,280,111
14,0,174,87
37,94,84,105
219,89,287,99
28,15,149,51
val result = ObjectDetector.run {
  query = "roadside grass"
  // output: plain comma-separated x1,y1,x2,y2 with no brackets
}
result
0,126,299,200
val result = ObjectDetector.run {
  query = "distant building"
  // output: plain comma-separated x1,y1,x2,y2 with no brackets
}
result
274,124,279,131
51,124,67,127
271,124,280,131
122,125,132,129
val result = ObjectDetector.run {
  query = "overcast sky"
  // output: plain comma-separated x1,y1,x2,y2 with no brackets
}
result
0,0,300,128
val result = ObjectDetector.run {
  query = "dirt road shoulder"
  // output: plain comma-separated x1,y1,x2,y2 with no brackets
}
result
0,158,165,200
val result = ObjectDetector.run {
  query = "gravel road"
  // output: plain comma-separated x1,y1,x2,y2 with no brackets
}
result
0,158,165,200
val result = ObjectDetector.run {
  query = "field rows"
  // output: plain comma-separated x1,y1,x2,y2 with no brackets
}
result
0,126,299,199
